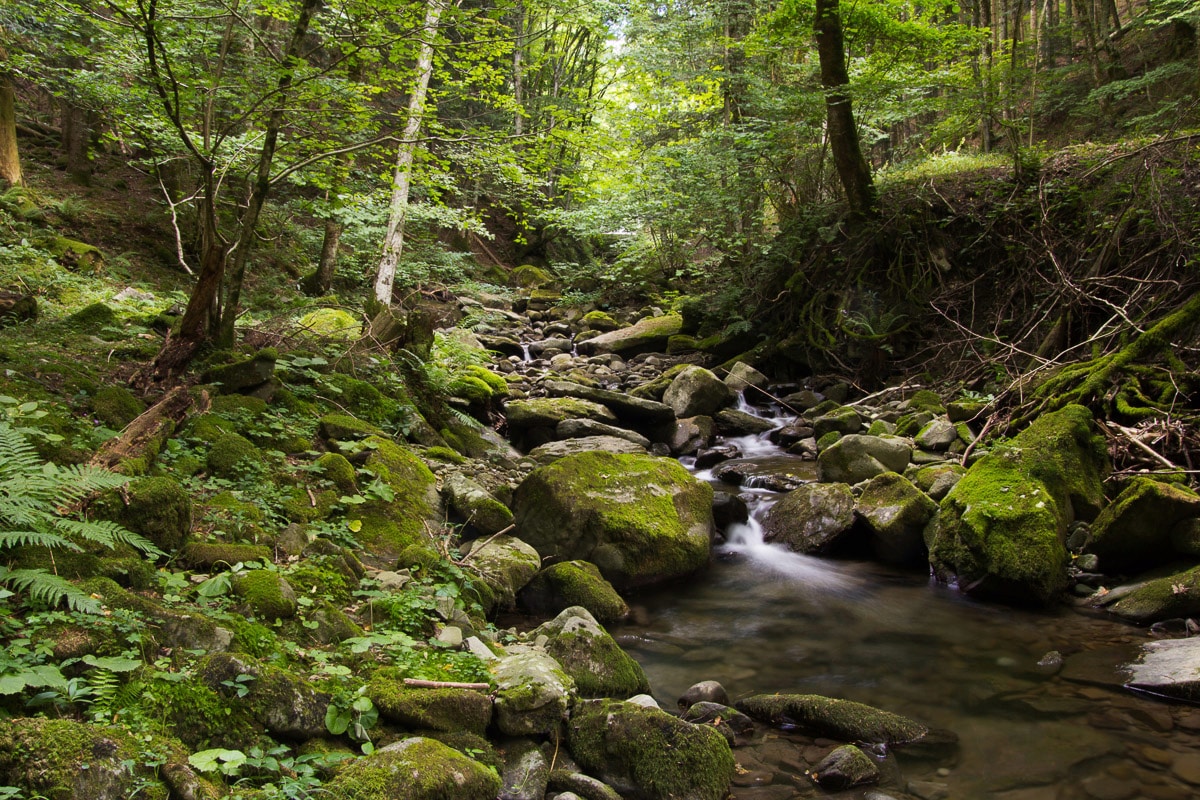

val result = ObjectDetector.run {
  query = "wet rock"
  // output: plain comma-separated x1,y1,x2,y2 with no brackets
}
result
1086,478,1200,572
529,337,573,356
811,745,879,791
543,380,675,428
678,680,730,709
518,560,630,623
500,739,550,800
547,770,624,800
713,408,776,436
913,463,965,501
681,701,754,736
768,423,815,447
712,491,749,531
813,406,863,439
663,366,735,419
915,419,960,451
818,434,912,484
1126,637,1200,702
762,483,856,555
856,473,937,565
724,362,769,392
557,418,651,448
567,699,735,800
491,646,576,736
512,452,713,589
736,694,928,745
534,606,650,698
696,445,740,469
669,415,715,455
926,404,1108,606
1106,567,1200,623
326,737,502,800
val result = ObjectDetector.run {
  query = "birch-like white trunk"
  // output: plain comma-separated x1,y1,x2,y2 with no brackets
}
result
374,0,447,306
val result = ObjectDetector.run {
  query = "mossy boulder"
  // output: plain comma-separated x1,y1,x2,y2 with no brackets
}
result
907,390,946,415
368,668,493,734
518,560,630,624
77,578,233,653
567,698,734,800
297,308,360,339
574,314,683,357
662,366,733,419
512,452,714,590
444,472,513,535
812,406,863,439
199,653,331,740
534,606,649,698
913,463,966,501
529,435,648,465
318,412,386,443
543,380,676,428
1085,478,1200,572
89,385,145,428
1106,567,1200,623
512,264,557,288
856,473,937,565
461,534,540,612
0,718,179,800
322,372,406,424
354,437,441,556
925,404,1109,606
202,350,277,393
810,745,880,791
316,451,358,493
232,569,299,620
65,301,117,330
762,483,856,555
736,694,927,745
325,736,502,800
491,647,576,737
206,432,264,476
505,396,619,432
94,475,192,553
180,541,271,570
817,434,911,484
582,310,621,332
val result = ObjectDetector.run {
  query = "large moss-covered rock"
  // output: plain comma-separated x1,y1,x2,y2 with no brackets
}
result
324,736,502,800
856,473,937,565
198,652,331,740
206,432,264,476
90,385,145,428
925,404,1109,606
203,350,277,393
0,718,180,800
817,434,911,484
356,437,441,556
512,452,714,589
534,607,649,698
519,560,630,624
94,475,192,553
180,541,272,570
491,647,576,736
736,694,927,745
368,668,493,734
761,483,856,554
662,366,733,419
529,436,648,464
318,412,386,443
505,397,619,432
461,534,540,612
232,569,298,620
574,314,682,357
1106,567,1200,623
812,406,863,439
1086,478,1200,572
297,308,360,339
444,472,514,535
78,577,234,653
567,698,734,800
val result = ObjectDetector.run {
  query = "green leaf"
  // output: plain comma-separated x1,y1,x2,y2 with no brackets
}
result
82,655,143,672
325,703,352,735
0,674,28,695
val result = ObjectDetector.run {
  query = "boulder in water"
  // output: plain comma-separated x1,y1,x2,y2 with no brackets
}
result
1105,566,1200,623
663,366,734,419
1085,477,1200,572
713,408,776,436
735,694,928,745
668,415,715,455
1126,637,1200,702
512,452,714,589
810,745,880,791
856,473,937,565
723,362,769,392
567,699,735,800
678,680,730,709
812,406,863,439
762,483,856,554
533,606,650,698
817,434,912,484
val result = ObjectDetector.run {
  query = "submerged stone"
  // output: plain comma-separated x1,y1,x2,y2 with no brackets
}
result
735,694,928,745
1086,478,1200,572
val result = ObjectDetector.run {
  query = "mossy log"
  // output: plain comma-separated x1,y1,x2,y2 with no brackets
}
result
90,386,203,473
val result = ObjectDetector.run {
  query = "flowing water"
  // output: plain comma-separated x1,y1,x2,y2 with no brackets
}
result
610,399,1200,800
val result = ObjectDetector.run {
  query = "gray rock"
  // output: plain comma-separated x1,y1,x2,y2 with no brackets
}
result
505,397,618,431
713,408,776,436
678,680,730,709
543,380,675,428
461,535,541,612
444,472,514,535
1106,567,1200,623
723,362,769,392
915,419,959,451
663,366,734,419
812,406,863,439
669,415,715,455
856,473,937,565
913,463,965,501
529,436,648,464
327,737,501,800
1087,477,1200,572
518,560,630,624
501,739,550,800
818,434,912,484
1127,637,1200,702
199,653,330,740
680,701,754,735
202,351,276,392
781,389,824,411
557,419,651,448
533,606,650,698
491,647,576,736
574,315,682,357
762,483,856,554
811,745,879,791
547,771,623,800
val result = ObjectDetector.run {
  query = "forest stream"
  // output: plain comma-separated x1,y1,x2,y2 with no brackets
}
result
599,397,1200,800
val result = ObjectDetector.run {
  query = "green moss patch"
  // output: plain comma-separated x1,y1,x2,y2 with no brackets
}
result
736,694,928,745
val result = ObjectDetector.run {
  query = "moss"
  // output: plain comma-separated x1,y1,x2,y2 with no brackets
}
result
287,560,354,604
567,699,734,800
540,616,649,698
1086,477,1200,571
368,668,493,734
816,430,842,451
324,736,502,800
233,569,298,620
866,419,894,436
511,264,557,287
465,365,507,396
94,475,192,553
582,310,620,331
90,385,145,428
180,541,272,570
316,452,358,493
504,396,618,429
0,717,170,800
449,375,494,404
65,301,117,329
519,561,630,624
397,545,442,572
736,694,927,744
186,413,237,443
202,351,277,392
420,732,501,773
907,389,946,414
133,673,259,749
1108,567,1200,623
281,486,338,523
322,373,401,424
893,414,923,437
358,437,439,554
206,432,265,476
224,616,282,659
298,308,361,339
319,412,385,442
424,446,467,464
628,364,690,401
440,421,496,459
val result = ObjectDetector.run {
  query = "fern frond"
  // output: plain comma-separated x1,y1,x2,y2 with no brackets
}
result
53,518,163,557
0,529,81,551
0,568,103,614
0,424,41,478
47,463,129,505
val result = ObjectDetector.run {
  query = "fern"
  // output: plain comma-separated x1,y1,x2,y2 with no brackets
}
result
0,420,161,613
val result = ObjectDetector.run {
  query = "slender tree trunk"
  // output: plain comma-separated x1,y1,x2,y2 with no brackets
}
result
374,0,447,307
512,0,524,138
303,217,342,296
0,61,21,188
60,99,92,185
814,0,877,221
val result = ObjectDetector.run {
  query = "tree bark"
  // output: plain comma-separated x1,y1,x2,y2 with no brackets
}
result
60,99,92,185
0,49,22,188
374,0,447,307
814,0,877,221
302,217,342,296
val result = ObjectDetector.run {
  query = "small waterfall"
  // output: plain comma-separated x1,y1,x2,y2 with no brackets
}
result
520,343,533,362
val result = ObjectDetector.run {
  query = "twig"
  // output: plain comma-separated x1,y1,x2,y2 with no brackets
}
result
1108,422,1179,470
402,679,490,691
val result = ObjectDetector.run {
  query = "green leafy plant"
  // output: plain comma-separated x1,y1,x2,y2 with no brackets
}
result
0,418,163,613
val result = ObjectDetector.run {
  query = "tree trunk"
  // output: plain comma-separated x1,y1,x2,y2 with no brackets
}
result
814,0,877,221
0,49,22,188
374,0,447,307
302,217,342,296
60,99,91,185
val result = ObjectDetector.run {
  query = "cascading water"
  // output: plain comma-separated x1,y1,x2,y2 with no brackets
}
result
612,390,1200,799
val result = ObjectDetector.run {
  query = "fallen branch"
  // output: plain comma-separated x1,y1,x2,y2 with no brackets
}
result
1106,421,1179,470
402,679,490,691
90,386,201,472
